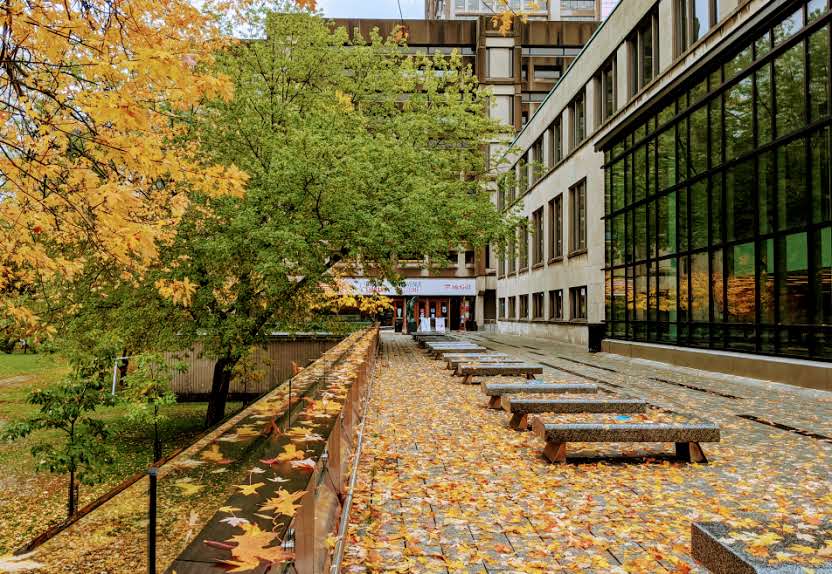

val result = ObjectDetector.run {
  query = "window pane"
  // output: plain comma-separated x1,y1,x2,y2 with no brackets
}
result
724,45,752,82
726,159,755,242
679,255,690,322
691,180,709,249
677,0,689,52
679,185,689,252
760,237,776,324
711,175,723,246
690,105,708,177
756,64,772,146
658,191,677,257
691,251,709,321
812,127,832,224
642,22,654,86
780,232,810,324
658,257,678,330
727,242,756,323
773,8,803,46
817,226,832,324
676,119,689,181
759,151,776,234
712,249,725,322
778,138,808,231
809,28,829,122
693,0,710,41
634,144,647,202
658,128,676,190
635,204,647,260
710,96,723,168
724,77,753,160
775,43,806,138
808,0,827,22
635,263,648,320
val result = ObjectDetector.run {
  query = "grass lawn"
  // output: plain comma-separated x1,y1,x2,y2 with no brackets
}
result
0,352,241,554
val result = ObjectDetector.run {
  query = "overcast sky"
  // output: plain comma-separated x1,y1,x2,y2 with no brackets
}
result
316,0,423,18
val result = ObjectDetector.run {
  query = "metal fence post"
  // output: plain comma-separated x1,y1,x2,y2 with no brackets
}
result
148,467,158,574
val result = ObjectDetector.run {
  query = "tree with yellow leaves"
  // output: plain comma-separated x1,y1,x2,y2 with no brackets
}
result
0,0,248,339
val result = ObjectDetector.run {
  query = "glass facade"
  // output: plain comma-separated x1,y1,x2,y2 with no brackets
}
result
603,0,832,360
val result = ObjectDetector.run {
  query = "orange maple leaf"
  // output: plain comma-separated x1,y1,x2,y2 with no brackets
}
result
259,489,307,517
221,524,293,571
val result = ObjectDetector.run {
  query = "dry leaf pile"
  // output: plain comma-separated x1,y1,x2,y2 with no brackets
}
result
342,335,832,573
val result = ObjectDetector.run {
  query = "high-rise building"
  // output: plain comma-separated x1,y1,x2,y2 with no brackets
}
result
494,0,832,387
425,0,602,21
334,16,598,332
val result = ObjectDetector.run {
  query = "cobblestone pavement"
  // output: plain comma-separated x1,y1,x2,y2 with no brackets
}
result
342,332,832,573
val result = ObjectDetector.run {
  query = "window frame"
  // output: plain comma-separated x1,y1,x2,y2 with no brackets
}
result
569,179,588,254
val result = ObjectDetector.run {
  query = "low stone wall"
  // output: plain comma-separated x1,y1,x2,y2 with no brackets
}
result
603,338,832,392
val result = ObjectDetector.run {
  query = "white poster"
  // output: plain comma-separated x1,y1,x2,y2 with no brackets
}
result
419,317,432,332
435,317,446,333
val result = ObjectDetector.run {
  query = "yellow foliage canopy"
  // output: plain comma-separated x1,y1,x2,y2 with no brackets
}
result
0,0,250,333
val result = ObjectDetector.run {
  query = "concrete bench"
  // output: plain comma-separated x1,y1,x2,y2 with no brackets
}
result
414,333,455,345
481,382,598,409
424,342,479,350
532,417,720,464
691,521,832,573
502,396,648,430
456,362,543,384
427,344,486,357
444,354,514,369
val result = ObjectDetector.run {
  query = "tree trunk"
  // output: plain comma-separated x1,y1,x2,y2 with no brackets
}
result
205,356,233,428
118,350,129,381
67,469,76,518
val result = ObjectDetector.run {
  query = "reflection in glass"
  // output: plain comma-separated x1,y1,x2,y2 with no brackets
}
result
778,138,807,231
812,127,832,225
775,43,805,138
691,180,709,249
727,242,756,323
658,191,677,257
809,28,829,122
779,232,809,324
756,64,772,146
691,251,709,321
726,159,754,242
724,77,753,160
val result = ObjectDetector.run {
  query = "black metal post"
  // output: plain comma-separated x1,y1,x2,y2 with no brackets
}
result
148,467,157,574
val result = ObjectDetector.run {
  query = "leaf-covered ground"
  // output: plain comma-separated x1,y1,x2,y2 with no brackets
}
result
0,353,240,556
13,329,371,573
342,333,832,573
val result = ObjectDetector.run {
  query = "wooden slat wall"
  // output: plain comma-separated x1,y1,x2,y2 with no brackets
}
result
166,336,342,397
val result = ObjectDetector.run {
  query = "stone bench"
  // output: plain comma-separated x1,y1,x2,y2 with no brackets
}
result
427,344,486,358
481,382,598,409
532,417,720,464
502,396,648,430
456,362,543,384
444,354,514,369
414,333,455,346
691,521,832,574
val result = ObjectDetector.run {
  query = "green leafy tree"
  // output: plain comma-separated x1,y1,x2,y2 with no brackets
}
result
148,9,513,426
3,375,113,518
50,7,513,427
121,353,182,463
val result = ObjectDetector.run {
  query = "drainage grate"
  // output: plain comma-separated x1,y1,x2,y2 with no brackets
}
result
540,361,623,390
649,377,742,400
556,356,618,373
736,414,832,443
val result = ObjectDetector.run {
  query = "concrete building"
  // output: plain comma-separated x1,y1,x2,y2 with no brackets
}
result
496,0,832,383
335,17,598,331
